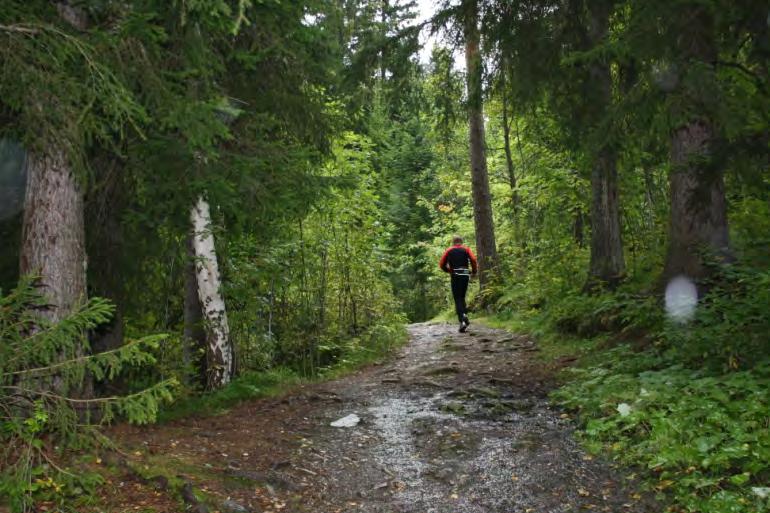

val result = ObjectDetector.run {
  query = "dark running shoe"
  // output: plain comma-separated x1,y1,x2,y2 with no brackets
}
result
459,322,467,333
462,314,470,327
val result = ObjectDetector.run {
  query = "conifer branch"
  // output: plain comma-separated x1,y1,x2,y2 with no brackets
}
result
36,448,76,479
5,337,162,378
715,60,768,95
0,24,40,35
1,379,175,406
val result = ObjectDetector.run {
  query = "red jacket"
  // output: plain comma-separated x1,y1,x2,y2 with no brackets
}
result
439,244,478,274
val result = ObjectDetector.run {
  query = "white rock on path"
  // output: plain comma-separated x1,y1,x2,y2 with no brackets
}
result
330,414,361,427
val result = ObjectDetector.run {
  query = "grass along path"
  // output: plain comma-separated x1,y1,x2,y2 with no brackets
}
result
95,322,659,513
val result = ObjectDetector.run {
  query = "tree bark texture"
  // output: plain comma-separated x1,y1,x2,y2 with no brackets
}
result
664,121,729,281
463,0,498,290
15,6,93,404
20,150,86,322
662,5,730,284
191,196,233,389
585,0,625,290
19,2,92,323
500,65,519,213
184,231,207,387
19,150,89,401
587,148,624,287
87,161,127,357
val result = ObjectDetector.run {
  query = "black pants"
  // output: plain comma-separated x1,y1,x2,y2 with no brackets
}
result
450,273,470,323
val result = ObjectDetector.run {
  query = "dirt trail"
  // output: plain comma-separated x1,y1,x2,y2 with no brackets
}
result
111,323,659,513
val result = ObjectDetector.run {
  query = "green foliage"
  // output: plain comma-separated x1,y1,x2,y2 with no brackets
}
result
0,3,146,168
554,348,770,513
1,0,768,509
0,278,176,511
158,367,303,423
223,131,407,377
318,322,408,379
547,263,770,513
663,266,770,371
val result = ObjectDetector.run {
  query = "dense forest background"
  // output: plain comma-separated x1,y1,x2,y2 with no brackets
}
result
1,0,768,512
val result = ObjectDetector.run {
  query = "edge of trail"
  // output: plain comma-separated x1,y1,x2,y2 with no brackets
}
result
94,322,661,513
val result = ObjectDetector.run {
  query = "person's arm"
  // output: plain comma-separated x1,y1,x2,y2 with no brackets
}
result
466,247,478,275
438,248,451,273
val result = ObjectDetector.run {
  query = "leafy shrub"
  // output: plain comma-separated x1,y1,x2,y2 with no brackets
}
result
0,278,176,511
554,349,770,513
158,367,302,422
663,265,770,370
552,267,770,513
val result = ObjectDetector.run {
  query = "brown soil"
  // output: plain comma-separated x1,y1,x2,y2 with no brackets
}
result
92,323,661,513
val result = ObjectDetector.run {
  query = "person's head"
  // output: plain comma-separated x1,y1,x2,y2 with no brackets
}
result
452,235,463,245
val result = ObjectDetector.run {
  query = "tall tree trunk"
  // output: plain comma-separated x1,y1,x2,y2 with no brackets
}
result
463,0,498,290
20,150,89,401
642,165,656,229
21,0,88,321
585,0,625,290
664,121,729,281
88,160,127,359
500,64,519,213
184,232,207,387
17,4,92,403
379,0,388,81
573,209,585,247
20,150,86,323
587,147,624,287
190,196,233,389
662,5,730,284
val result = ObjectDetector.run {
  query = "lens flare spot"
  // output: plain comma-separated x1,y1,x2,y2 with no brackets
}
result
665,275,697,323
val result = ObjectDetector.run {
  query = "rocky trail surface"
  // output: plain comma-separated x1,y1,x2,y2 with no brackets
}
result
106,323,659,513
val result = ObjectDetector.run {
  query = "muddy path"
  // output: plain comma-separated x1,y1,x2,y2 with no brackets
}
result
112,323,659,513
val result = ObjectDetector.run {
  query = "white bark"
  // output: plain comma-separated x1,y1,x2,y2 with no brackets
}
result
191,196,232,389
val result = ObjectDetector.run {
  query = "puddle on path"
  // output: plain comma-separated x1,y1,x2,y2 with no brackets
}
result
116,322,661,513
310,323,661,513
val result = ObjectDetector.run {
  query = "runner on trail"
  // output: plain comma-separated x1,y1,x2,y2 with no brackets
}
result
439,236,478,332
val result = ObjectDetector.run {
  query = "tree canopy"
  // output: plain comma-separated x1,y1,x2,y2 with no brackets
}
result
1,0,768,511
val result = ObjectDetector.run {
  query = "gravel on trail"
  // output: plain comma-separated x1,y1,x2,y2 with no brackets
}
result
111,322,660,513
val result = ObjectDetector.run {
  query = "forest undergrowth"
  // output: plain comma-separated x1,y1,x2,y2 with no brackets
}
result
484,263,770,513
2,0,769,511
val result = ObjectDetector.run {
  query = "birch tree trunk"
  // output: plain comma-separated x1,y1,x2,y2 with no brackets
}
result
463,0,498,290
20,150,86,323
184,232,207,387
190,196,233,389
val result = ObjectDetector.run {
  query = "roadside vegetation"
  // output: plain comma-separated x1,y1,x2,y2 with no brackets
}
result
1,0,768,511
484,263,770,513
